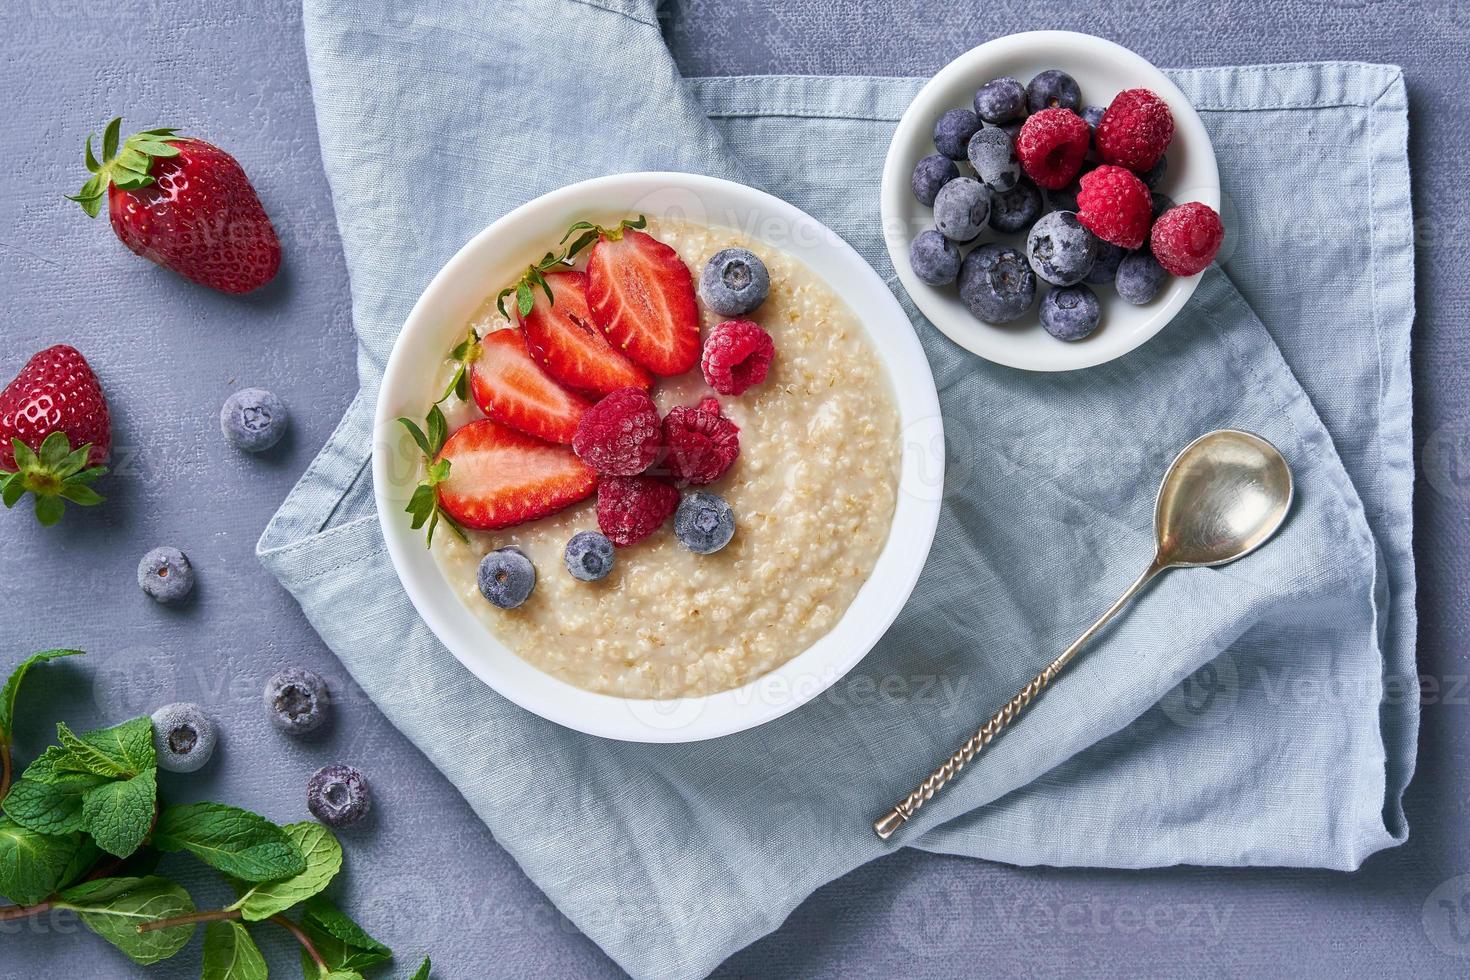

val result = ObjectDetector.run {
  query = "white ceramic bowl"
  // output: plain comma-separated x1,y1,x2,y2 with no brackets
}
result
881,30,1220,372
374,173,944,743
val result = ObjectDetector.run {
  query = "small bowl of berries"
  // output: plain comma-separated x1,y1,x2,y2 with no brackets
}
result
881,30,1223,372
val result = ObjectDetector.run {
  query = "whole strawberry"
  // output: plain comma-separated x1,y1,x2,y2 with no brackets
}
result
0,345,110,526
69,117,281,294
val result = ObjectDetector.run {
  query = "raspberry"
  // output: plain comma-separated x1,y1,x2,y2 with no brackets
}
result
701,320,775,396
661,396,740,486
1096,89,1174,172
1150,202,1225,276
596,474,680,547
1075,166,1153,250
1014,108,1090,190
572,386,661,476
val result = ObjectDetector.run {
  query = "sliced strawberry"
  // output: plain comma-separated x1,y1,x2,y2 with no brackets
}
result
469,329,589,444
585,229,700,376
520,270,651,396
435,417,596,530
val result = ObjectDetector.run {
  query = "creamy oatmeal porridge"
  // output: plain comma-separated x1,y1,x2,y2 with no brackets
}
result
428,218,901,699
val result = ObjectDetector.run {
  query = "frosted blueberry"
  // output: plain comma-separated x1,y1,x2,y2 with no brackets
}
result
150,702,217,773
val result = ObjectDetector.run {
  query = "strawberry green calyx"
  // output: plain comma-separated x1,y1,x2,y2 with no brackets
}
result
496,249,573,320
397,407,466,548
66,117,182,218
0,433,107,527
561,214,648,259
438,326,482,404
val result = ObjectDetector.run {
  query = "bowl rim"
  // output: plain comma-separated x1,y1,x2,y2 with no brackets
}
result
372,171,944,743
880,29,1221,372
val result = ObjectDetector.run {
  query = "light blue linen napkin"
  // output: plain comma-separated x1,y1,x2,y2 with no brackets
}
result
260,2,1416,976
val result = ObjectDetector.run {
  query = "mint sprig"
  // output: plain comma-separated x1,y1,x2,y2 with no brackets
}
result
0,432,107,527
0,650,435,976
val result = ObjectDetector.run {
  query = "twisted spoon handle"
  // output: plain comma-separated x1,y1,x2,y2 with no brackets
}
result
873,559,1163,841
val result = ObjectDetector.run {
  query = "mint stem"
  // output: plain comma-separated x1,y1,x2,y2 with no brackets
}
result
135,906,238,934
0,900,51,922
271,913,328,973
0,742,11,802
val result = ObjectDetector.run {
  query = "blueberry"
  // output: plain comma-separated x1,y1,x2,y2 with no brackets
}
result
150,702,217,773
1115,250,1169,305
973,77,1026,124
933,108,981,160
1150,192,1176,223
699,248,770,317
137,546,195,604
1081,106,1106,162
263,666,330,735
674,492,735,554
478,547,535,609
909,230,961,286
1048,182,1080,214
1026,70,1081,113
1000,120,1023,142
933,177,990,242
966,126,1020,192
306,763,371,829
1040,285,1103,341
564,530,614,582
1085,242,1127,285
1026,211,1098,286
220,387,287,452
910,153,959,207
1141,155,1167,189
958,244,1036,324
988,179,1042,234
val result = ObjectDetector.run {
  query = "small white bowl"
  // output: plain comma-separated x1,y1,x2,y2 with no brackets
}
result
374,173,944,743
881,30,1220,372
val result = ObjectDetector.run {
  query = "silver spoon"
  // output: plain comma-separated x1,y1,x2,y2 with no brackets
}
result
873,429,1293,841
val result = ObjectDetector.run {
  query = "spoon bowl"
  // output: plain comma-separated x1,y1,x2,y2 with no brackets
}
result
1154,430,1294,568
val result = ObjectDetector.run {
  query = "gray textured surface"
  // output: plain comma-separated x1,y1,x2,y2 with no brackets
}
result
0,1,1464,977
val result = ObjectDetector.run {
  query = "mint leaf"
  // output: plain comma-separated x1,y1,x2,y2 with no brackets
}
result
322,972,366,980
0,650,82,745
81,766,156,857
233,821,341,920
410,956,432,979
154,802,306,882
2,765,108,834
297,895,392,976
203,920,269,980
16,744,85,784
0,814,82,905
56,716,154,777
56,835,101,890
56,875,195,965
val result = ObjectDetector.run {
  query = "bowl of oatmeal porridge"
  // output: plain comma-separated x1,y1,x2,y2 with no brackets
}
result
374,173,943,742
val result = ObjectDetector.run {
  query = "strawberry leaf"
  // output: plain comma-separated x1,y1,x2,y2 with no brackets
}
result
39,431,69,467
516,282,534,317
101,117,121,161
426,405,447,455
34,494,64,526
397,418,431,457
1,474,24,509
